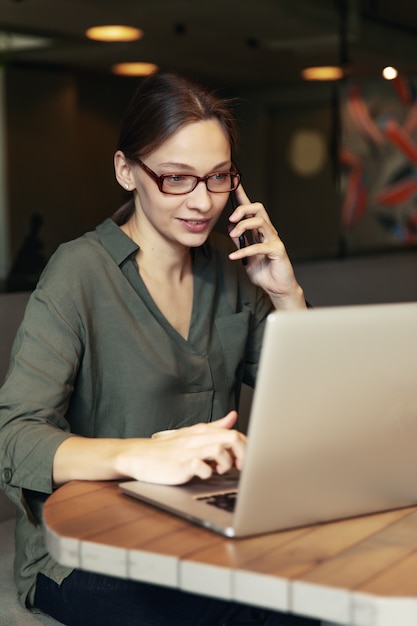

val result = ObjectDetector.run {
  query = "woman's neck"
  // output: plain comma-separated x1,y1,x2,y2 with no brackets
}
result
121,215,192,283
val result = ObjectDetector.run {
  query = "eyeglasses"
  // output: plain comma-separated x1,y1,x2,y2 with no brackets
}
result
137,159,241,195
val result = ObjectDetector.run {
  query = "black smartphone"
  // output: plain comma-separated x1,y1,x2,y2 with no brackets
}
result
230,190,248,265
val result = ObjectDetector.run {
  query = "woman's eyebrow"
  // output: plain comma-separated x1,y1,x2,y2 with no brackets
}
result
158,160,232,171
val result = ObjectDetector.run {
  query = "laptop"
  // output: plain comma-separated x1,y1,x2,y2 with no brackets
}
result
120,302,417,538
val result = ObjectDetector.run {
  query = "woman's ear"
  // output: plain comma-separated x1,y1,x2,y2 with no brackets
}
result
114,150,135,191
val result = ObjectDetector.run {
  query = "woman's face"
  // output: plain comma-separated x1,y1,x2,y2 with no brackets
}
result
124,119,232,250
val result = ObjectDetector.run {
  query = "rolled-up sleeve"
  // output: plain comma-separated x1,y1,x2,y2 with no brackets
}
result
0,288,80,505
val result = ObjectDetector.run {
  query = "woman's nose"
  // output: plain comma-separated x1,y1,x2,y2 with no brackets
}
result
186,180,212,211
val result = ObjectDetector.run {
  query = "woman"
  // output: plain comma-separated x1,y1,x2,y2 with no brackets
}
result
0,73,315,625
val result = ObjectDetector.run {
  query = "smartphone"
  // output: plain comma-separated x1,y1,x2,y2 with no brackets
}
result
230,190,248,265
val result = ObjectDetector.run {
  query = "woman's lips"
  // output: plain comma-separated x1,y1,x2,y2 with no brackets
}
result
179,218,211,233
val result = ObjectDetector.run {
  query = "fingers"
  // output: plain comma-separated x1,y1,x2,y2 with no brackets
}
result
228,186,275,252
234,183,251,207
228,212,280,263
229,214,267,244
229,236,287,265
140,413,246,485
229,184,271,224
191,442,237,477
184,415,246,472
190,457,215,481
209,410,238,430
230,206,274,234
228,184,254,227
228,183,284,268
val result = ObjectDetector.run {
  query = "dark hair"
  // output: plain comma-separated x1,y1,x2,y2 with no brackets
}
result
116,72,238,160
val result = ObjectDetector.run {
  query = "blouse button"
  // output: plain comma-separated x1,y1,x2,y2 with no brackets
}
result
2,468,12,483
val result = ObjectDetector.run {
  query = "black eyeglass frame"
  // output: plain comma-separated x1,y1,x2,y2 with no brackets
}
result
136,158,242,195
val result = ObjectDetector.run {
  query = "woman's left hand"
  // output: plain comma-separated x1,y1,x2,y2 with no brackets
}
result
228,185,306,310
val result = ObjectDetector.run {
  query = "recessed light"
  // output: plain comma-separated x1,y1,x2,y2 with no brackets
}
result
301,66,344,81
382,66,398,80
86,25,143,42
0,31,52,51
111,62,158,76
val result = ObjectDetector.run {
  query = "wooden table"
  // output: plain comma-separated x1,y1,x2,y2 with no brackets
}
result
43,480,417,626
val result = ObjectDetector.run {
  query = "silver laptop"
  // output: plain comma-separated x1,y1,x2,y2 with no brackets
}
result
120,302,417,538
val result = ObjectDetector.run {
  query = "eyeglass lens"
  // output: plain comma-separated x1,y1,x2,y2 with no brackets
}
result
161,172,240,194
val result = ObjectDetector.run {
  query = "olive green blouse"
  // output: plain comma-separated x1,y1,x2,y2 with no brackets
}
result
0,217,273,609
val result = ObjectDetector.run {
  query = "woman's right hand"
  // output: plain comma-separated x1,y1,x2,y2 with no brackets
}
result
115,411,246,485
53,411,246,487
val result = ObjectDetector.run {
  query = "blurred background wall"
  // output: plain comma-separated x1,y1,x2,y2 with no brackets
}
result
1,0,417,304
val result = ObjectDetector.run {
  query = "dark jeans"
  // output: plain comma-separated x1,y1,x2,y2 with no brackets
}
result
34,570,320,626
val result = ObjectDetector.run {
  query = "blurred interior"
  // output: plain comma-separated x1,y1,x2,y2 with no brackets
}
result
1,0,417,305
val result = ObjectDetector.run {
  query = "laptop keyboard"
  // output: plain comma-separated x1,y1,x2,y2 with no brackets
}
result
197,491,238,513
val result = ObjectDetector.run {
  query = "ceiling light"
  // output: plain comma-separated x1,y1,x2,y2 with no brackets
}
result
382,66,398,80
86,26,143,42
301,66,344,81
0,31,52,52
111,62,158,77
